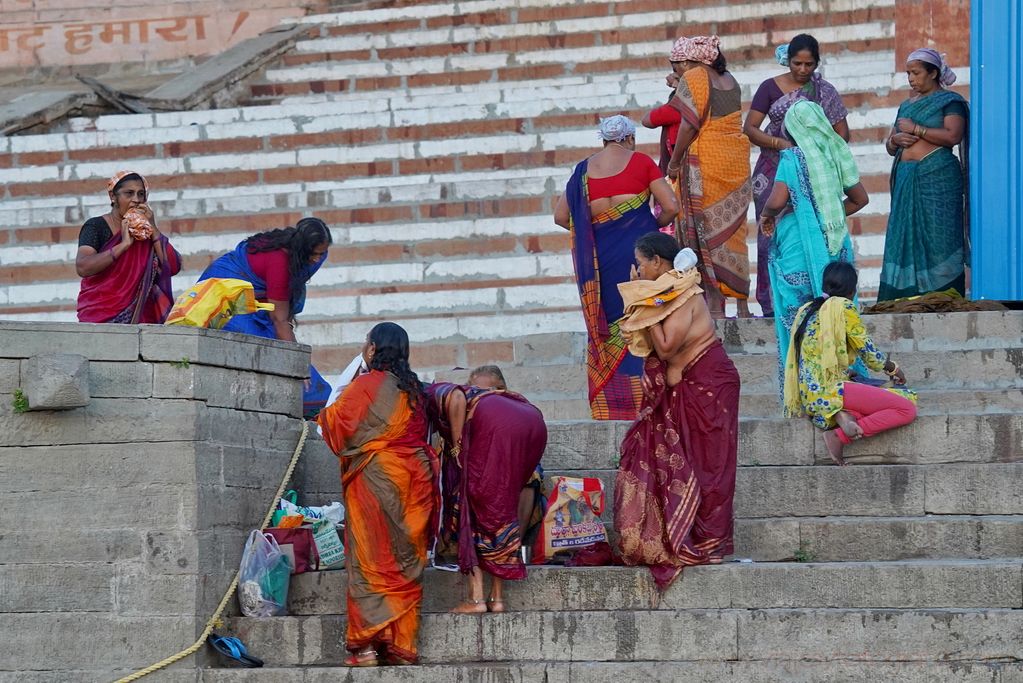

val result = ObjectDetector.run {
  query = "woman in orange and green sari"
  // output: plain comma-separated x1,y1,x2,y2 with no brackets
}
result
554,115,679,420
665,36,752,318
316,322,439,667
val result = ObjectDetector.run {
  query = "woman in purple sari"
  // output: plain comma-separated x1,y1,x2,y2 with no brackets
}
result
743,34,849,316
425,381,547,614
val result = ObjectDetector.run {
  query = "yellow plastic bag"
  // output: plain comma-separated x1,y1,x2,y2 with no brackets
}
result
165,278,274,329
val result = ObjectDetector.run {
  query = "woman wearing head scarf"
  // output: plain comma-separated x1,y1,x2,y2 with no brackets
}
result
76,171,181,323
664,35,752,319
878,48,968,301
554,115,678,420
316,322,439,667
614,233,740,590
759,100,869,389
198,217,333,416
744,34,850,316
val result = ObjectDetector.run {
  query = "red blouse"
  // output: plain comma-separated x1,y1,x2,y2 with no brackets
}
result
247,249,290,301
587,153,662,201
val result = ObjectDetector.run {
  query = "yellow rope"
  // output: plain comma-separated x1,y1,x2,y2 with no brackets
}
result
114,420,311,683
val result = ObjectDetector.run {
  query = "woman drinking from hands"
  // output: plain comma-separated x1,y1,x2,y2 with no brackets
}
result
554,115,678,420
878,48,968,301
76,171,181,323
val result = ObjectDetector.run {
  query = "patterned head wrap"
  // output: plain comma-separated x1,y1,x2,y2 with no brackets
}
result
107,170,149,194
907,47,957,86
598,115,637,142
669,35,721,65
775,44,790,66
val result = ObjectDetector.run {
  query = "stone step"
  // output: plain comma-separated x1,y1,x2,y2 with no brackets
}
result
199,661,1023,683
224,607,1023,666
284,561,1022,616
547,462,1023,518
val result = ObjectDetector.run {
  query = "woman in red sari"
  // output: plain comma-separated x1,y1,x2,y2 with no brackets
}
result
316,322,439,667
425,374,547,614
76,171,180,323
614,232,740,590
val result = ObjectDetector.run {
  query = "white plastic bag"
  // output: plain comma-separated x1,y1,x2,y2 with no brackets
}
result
279,499,345,525
237,530,292,617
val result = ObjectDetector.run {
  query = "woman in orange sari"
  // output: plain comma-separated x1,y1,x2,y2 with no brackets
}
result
665,36,752,318
316,322,439,667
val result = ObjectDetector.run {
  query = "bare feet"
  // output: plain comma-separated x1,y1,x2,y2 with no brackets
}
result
486,598,505,613
822,429,847,466
833,410,864,440
451,600,487,614
344,648,378,667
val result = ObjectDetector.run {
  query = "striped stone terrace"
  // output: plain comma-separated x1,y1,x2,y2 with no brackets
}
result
0,0,969,409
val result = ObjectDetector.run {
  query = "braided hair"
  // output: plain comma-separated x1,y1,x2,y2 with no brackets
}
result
792,261,858,367
367,322,424,406
246,216,332,314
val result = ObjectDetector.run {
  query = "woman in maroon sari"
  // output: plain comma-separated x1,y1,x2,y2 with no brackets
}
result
76,171,180,323
614,232,740,590
743,34,849,316
425,380,547,613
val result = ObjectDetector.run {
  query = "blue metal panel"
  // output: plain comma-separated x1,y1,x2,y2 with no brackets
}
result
971,0,1023,300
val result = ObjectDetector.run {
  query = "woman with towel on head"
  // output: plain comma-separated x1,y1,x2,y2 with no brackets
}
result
663,35,752,319
76,171,181,324
613,232,740,591
554,115,678,420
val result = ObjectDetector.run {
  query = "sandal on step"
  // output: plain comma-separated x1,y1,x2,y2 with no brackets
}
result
486,598,505,613
344,648,378,667
208,633,263,668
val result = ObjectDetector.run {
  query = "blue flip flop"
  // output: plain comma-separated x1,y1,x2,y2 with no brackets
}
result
208,633,264,668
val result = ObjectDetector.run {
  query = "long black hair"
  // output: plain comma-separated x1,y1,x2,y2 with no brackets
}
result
792,262,858,366
246,216,332,313
710,49,728,75
367,322,424,406
634,231,680,262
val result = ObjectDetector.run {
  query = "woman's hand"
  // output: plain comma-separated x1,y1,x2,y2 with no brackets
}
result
666,163,680,181
139,204,161,240
629,264,640,281
775,138,795,150
665,73,679,89
891,132,919,148
758,214,777,239
895,118,917,134
119,218,135,251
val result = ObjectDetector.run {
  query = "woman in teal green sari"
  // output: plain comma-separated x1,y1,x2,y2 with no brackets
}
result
878,48,968,301
759,100,869,389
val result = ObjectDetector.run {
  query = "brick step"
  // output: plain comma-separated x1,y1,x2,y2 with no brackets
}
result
223,607,1022,667
303,0,888,32
281,12,895,70
280,561,1021,617
0,159,898,236
0,112,901,199
292,2,894,60
199,661,1023,683
254,40,900,97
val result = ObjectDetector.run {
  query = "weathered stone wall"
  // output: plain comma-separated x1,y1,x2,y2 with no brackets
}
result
0,322,310,682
